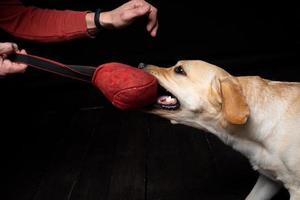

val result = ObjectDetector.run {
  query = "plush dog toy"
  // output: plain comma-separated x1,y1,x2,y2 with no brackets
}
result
11,54,158,110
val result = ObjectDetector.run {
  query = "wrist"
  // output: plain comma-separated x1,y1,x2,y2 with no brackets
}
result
99,11,114,29
85,10,113,36
85,12,96,29
85,12,98,37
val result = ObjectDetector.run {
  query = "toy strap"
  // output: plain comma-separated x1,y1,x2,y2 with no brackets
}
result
11,53,96,83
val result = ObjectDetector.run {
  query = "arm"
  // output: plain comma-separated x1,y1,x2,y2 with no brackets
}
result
0,0,89,43
0,0,158,43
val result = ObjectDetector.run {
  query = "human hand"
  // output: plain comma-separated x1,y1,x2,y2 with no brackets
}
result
0,42,27,76
100,0,158,37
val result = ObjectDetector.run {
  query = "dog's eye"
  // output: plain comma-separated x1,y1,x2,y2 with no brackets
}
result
174,65,186,76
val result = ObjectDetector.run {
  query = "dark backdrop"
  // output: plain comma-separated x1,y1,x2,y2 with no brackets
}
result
2,1,300,200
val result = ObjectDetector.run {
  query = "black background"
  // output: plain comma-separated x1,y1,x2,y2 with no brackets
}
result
2,1,300,199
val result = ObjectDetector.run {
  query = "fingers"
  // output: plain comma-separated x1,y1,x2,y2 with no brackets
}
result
2,59,27,75
0,59,12,76
16,49,27,55
116,0,158,36
123,4,151,21
135,0,158,37
11,61,27,73
127,0,158,37
150,21,158,37
0,42,18,55
0,47,28,76
146,6,158,36
11,43,19,51
14,49,28,71
16,49,28,70
123,0,146,10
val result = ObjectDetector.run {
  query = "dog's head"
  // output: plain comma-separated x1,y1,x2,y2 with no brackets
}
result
141,60,250,130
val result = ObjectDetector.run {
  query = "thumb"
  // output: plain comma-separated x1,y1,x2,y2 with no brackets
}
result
0,42,16,54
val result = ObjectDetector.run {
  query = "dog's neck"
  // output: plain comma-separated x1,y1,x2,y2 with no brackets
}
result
215,76,298,156
191,76,296,158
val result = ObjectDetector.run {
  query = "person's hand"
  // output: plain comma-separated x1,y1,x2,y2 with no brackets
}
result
100,0,158,37
0,42,27,76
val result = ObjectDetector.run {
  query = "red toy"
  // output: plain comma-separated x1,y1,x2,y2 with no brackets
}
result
12,54,158,110
93,62,157,110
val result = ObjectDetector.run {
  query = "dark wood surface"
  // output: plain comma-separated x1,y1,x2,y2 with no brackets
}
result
3,104,290,200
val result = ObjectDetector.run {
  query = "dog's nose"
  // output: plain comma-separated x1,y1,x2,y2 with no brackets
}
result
138,62,147,69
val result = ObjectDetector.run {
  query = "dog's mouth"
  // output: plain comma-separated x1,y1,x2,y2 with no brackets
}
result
154,84,180,110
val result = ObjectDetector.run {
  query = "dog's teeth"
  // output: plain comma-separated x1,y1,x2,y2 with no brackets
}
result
170,120,179,124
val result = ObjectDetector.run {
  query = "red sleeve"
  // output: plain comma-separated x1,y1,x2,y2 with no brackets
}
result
0,0,90,43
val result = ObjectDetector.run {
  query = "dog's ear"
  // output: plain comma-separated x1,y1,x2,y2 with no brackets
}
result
219,76,250,124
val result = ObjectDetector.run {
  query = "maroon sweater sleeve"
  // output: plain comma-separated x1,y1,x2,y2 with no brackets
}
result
0,0,90,43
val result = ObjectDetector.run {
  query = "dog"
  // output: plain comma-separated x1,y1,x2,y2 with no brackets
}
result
139,60,300,200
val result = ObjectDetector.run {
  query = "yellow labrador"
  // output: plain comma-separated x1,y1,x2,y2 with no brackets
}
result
141,60,300,200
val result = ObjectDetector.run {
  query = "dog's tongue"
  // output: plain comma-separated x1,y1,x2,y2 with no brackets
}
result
157,95,178,105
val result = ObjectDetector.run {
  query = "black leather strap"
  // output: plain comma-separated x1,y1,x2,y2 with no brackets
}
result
11,53,95,83
94,8,104,31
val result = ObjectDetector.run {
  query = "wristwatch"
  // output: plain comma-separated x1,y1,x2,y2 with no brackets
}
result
87,9,104,37
94,8,104,31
